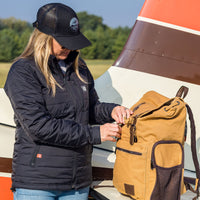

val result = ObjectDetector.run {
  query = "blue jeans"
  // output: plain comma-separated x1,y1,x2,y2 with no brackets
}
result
14,187,90,200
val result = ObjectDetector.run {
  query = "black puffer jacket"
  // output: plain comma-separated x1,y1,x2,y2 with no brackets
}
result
4,51,117,191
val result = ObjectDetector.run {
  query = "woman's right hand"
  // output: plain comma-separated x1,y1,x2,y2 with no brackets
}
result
100,123,122,142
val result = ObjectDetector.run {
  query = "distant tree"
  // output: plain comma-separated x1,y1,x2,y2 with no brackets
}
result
111,26,131,59
0,17,32,33
95,26,111,59
78,12,131,59
78,12,107,32
18,29,32,54
0,18,32,61
81,29,98,59
0,29,19,61
0,14,132,61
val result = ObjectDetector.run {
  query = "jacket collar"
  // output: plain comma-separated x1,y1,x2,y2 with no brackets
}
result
48,51,79,74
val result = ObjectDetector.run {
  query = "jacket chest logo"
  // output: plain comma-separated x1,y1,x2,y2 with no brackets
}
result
81,85,87,92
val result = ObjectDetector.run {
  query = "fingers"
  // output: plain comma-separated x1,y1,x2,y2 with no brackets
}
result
125,108,133,119
101,105,134,143
111,106,133,124
100,123,122,142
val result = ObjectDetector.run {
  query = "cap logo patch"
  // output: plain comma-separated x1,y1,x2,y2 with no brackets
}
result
70,17,79,32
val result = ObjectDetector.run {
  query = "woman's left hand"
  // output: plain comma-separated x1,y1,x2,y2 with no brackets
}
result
111,106,133,124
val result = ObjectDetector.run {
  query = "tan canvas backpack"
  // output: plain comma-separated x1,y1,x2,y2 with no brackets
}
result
113,86,200,200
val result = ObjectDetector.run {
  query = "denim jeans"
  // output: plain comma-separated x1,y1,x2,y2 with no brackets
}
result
14,187,90,200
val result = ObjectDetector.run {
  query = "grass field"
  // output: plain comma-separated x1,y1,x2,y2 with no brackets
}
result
0,63,11,88
86,59,114,79
0,60,114,88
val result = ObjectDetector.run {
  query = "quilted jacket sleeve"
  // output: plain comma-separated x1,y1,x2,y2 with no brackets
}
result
4,60,101,147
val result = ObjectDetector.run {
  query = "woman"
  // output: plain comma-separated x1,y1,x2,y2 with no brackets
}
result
4,3,132,200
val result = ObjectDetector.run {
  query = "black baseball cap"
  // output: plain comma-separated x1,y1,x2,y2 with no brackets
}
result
33,3,91,50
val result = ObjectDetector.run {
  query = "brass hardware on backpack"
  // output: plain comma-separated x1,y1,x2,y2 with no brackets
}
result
127,116,138,145
130,124,137,145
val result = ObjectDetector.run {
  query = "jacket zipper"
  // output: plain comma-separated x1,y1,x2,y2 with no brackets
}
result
30,145,40,167
72,151,77,189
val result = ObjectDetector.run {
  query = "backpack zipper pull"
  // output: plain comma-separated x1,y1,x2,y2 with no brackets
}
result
134,135,138,143
129,116,137,145
130,124,136,145
126,116,138,145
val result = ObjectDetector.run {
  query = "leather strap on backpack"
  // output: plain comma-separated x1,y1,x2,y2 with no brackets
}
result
186,104,200,199
176,86,200,199
176,86,189,99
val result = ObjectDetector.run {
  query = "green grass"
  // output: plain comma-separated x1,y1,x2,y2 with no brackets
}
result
86,59,114,79
0,60,114,88
0,63,11,88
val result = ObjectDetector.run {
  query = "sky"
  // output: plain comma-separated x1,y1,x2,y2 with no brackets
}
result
0,0,145,28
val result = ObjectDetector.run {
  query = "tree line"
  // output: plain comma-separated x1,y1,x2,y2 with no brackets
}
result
0,12,132,62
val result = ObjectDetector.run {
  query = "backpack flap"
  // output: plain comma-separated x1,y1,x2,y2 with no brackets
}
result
123,92,187,145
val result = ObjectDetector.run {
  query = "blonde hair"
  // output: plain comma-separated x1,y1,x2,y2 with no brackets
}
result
15,29,84,96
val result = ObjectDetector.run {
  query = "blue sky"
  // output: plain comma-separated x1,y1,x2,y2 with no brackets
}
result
0,0,145,28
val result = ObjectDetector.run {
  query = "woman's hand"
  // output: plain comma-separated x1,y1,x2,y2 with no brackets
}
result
100,123,122,142
111,106,133,124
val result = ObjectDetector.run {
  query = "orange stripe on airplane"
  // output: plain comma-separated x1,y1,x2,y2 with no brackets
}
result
139,0,200,31
0,177,13,200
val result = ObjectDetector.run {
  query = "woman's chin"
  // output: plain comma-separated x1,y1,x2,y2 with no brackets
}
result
56,55,69,60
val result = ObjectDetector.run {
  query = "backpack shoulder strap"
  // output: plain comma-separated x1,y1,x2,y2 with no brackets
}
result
186,104,200,198
176,86,200,198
